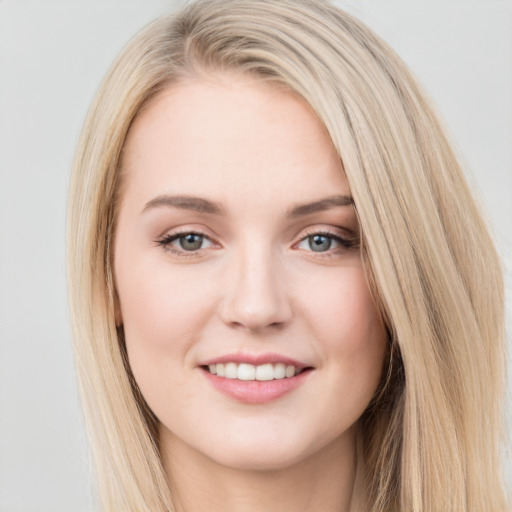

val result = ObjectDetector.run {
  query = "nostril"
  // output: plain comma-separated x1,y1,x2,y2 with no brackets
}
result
228,319,287,332
220,296,293,332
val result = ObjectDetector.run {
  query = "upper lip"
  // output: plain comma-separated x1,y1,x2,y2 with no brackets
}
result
199,352,311,370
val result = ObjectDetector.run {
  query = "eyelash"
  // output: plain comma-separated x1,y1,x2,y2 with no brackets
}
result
156,230,214,259
296,229,359,257
155,229,359,259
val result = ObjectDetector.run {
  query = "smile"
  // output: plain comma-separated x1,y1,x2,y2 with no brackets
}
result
206,362,301,381
199,354,314,404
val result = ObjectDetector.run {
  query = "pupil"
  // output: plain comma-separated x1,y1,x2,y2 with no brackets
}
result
310,235,331,252
180,234,203,251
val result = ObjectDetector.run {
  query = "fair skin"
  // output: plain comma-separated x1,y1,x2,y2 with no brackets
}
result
114,72,387,512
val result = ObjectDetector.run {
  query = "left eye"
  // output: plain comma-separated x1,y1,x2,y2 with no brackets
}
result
296,234,340,253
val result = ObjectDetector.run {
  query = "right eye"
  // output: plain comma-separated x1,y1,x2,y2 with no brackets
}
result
157,231,216,255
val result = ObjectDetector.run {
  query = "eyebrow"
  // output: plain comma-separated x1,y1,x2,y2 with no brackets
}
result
142,195,224,215
141,194,353,217
287,195,353,218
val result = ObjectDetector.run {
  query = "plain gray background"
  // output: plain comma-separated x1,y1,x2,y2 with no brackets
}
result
0,1,510,511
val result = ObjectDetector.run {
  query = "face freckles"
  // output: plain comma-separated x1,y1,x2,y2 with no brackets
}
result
113,73,387,472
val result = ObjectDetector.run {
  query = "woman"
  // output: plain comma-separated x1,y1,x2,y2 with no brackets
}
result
67,0,509,510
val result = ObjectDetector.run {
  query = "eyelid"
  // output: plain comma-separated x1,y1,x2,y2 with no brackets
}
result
296,225,357,242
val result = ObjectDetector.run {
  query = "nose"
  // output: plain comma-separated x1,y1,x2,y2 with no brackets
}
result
219,245,293,331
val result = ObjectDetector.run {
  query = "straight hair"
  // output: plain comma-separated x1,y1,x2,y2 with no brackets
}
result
68,1,509,510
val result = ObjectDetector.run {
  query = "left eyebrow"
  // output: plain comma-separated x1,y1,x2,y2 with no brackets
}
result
287,195,353,218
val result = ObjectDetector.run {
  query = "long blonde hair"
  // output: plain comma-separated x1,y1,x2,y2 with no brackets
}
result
67,1,509,510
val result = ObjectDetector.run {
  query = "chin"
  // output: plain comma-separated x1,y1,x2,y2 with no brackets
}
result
209,444,310,473
200,426,343,473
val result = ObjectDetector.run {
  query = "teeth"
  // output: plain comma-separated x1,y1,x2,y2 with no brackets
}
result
274,363,286,379
225,362,237,379
206,362,300,381
238,363,256,380
256,363,275,381
285,365,295,378
216,363,225,377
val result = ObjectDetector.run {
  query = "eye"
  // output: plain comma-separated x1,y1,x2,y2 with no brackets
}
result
175,233,208,251
157,231,215,254
297,233,340,252
295,230,359,255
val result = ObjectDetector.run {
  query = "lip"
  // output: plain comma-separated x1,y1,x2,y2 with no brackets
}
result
199,352,310,370
198,352,314,404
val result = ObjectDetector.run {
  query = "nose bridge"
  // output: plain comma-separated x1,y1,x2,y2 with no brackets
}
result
220,235,291,330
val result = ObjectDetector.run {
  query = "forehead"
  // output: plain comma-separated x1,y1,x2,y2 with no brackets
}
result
120,73,349,209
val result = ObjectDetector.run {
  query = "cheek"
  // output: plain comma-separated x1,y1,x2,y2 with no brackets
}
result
114,251,220,402
300,265,387,383
307,265,384,339
116,262,218,413
116,254,215,346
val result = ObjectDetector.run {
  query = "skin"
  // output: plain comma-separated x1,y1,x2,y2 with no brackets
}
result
114,72,387,512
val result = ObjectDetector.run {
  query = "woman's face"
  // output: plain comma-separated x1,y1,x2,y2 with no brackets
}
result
114,73,387,471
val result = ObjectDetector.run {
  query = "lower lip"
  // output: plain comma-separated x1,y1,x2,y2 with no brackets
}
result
201,368,312,404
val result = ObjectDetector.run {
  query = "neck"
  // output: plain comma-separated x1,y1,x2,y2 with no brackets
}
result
160,427,367,512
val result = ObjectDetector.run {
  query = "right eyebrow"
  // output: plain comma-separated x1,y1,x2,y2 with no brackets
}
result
141,194,225,215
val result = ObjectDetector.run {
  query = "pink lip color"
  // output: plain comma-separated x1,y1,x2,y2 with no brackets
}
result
201,369,311,404
199,353,313,404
